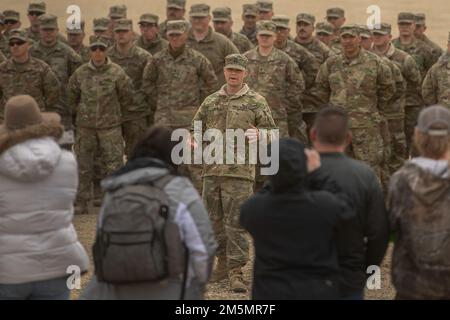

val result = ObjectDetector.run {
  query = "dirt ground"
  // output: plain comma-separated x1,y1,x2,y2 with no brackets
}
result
71,206,396,300
3,0,450,46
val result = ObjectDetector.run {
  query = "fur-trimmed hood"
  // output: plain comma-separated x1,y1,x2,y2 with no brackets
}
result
0,122,64,182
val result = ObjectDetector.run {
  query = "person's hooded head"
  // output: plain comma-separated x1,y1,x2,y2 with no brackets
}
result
268,138,307,193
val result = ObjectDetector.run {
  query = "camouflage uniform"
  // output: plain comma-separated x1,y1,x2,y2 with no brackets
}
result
0,51,5,64
142,20,217,193
66,20,90,63
315,25,396,178
0,33,8,58
295,14,331,64
107,19,153,158
415,14,443,63
212,7,253,54
192,54,276,281
93,18,114,48
135,14,169,56
0,30,61,121
239,4,258,46
187,4,239,90
244,21,306,142
29,14,82,129
2,10,20,39
422,54,450,108
68,37,135,208
158,0,187,40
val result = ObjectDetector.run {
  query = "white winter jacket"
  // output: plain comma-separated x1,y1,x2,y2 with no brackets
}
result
0,136,89,284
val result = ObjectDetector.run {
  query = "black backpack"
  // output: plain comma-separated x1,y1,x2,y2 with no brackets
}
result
93,175,189,297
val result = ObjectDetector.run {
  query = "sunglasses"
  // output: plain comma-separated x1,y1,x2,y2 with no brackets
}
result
9,40,26,47
4,19,18,25
28,11,43,17
90,46,106,52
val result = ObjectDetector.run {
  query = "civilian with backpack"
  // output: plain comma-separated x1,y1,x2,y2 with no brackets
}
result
81,126,217,300
389,105,450,299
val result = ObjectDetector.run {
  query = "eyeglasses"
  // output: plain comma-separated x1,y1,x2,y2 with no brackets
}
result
4,20,18,25
9,40,26,47
28,11,44,17
90,46,106,52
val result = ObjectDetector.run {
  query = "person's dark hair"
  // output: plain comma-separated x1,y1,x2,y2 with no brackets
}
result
313,105,349,146
129,126,179,167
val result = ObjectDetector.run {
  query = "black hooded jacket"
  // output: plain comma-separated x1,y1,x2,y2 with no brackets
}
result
240,139,354,299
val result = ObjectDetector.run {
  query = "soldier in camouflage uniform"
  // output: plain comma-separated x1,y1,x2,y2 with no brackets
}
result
373,23,422,170
239,4,258,46
315,21,340,55
326,8,345,52
294,13,330,64
68,36,135,215
359,25,373,51
0,29,61,121
245,20,306,142
107,19,152,158
187,4,239,90
212,7,253,54
142,20,217,193
0,14,8,58
108,5,139,41
256,0,274,21
67,20,90,63
136,14,169,55
159,0,186,40
272,15,321,139
29,14,82,129
393,12,435,154
191,53,276,293
315,25,396,179
414,13,443,63
25,2,67,44
2,11,21,38
422,32,450,108
93,18,114,48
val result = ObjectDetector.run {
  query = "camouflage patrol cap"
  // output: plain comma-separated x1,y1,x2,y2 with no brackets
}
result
256,0,273,13
167,0,186,10
3,10,20,22
8,29,28,42
358,25,371,38
114,18,132,32
415,13,426,26
296,13,315,25
372,23,392,35
212,7,231,22
89,35,108,48
189,4,210,18
93,18,111,32
28,2,46,14
340,24,360,37
224,53,248,71
398,12,415,24
109,5,127,19
315,22,334,35
38,14,58,29
138,14,159,25
166,20,189,35
67,20,85,34
326,8,345,18
417,105,450,136
242,4,257,17
272,15,290,29
257,20,276,35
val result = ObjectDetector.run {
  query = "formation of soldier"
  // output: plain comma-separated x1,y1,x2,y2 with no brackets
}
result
1,0,450,294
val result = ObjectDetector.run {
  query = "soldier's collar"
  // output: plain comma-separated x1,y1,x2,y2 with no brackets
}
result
219,83,250,98
88,57,111,70
139,34,162,48
189,27,214,43
110,44,138,58
385,43,396,58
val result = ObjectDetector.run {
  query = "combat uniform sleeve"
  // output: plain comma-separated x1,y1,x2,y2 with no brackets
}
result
67,70,81,123
191,99,208,138
422,67,438,106
198,56,218,101
255,96,277,143
298,50,320,90
314,60,331,105
116,71,137,119
68,50,83,78
376,60,396,115
141,57,158,124
42,65,63,116
403,55,422,97
222,37,239,57
285,57,307,142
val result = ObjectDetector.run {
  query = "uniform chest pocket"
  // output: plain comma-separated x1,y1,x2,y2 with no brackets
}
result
227,105,256,130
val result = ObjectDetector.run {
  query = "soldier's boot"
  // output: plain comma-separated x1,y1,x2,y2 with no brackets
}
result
74,201,89,215
229,268,247,293
210,256,228,283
